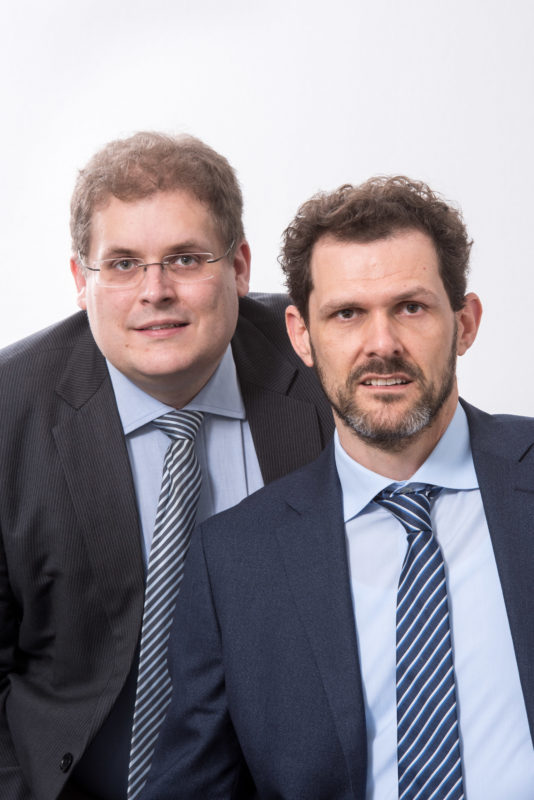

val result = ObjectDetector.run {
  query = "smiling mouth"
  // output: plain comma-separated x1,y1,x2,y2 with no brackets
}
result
363,378,410,386
138,322,187,331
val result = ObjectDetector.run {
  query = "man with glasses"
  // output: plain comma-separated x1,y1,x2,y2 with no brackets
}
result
0,132,333,800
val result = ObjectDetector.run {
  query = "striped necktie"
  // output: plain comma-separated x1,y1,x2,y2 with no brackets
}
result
127,409,204,800
374,484,464,800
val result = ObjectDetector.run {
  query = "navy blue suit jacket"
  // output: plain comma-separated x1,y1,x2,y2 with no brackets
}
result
143,400,534,800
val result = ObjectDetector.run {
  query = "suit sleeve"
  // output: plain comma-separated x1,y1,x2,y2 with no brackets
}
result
141,527,253,800
0,532,34,799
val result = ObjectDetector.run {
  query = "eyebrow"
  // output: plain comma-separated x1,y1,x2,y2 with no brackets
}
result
98,241,213,260
98,247,139,259
391,287,438,303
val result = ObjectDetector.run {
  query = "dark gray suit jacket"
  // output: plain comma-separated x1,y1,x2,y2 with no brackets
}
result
143,400,534,800
0,294,334,800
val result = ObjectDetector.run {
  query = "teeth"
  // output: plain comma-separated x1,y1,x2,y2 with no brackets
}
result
146,323,179,330
364,378,407,386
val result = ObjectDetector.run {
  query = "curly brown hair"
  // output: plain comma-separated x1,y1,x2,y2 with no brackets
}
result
280,176,472,321
70,131,244,260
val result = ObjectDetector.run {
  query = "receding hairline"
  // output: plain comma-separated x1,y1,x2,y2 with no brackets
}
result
89,185,213,217
312,223,437,249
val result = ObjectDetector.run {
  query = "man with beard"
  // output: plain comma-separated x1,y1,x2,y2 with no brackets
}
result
143,177,534,800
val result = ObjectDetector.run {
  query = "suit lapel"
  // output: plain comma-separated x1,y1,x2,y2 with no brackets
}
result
232,313,324,483
274,445,367,797
53,327,144,644
464,400,534,742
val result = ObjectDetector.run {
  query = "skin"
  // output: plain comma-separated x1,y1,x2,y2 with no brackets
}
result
71,190,250,408
285,229,482,480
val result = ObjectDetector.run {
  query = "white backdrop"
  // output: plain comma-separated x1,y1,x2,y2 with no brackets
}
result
2,0,533,414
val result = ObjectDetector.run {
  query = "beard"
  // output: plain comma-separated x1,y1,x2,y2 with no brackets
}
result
312,328,457,453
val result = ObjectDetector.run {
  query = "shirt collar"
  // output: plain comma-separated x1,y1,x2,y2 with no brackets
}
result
334,402,479,524
107,345,245,435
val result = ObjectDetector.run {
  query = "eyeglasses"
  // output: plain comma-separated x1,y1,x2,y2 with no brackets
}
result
79,240,235,289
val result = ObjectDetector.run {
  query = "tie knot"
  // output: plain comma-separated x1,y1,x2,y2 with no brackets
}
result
153,409,204,441
374,483,440,535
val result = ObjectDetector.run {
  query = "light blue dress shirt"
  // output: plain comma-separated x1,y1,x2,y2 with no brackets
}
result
108,345,264,564
335,404,534,799
73,346,264,798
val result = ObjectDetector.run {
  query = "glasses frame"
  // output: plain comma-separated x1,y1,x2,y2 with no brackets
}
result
78,239,235,288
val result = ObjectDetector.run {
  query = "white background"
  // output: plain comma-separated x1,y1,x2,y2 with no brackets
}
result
1,0,533,414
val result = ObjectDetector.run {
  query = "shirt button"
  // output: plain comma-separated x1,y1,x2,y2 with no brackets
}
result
59,753,73,772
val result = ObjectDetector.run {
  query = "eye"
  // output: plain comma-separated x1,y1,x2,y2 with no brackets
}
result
167,254,203,269
403,302,423,315
336,308,357,320
107,258,139,273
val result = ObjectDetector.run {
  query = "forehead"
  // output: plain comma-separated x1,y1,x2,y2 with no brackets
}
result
309,230,446,304
88,189,219,258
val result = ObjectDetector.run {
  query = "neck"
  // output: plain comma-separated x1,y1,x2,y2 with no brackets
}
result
336,392,459,480
133,361,222,410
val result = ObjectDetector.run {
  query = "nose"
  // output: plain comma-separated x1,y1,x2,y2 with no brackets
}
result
138,263,177,304
362,312,402,358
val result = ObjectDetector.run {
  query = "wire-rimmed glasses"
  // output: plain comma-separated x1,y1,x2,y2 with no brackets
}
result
79,240,235,289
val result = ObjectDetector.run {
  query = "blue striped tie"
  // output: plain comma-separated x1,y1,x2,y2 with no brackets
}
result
375,484,464,800
127,409,204,799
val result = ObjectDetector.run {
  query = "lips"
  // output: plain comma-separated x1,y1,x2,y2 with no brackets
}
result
363,377,409,386
135,321,188,331
350,357,421,388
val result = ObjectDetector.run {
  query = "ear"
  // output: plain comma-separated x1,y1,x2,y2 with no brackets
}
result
70,257,88,310
285,304,314,368
231,239,251,297
456,292,483,356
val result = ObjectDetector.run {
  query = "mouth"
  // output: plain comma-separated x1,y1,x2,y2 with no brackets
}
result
362,377,410,387
136,322,188,331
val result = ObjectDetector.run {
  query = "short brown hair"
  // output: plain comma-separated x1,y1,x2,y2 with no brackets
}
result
70,131,244,259
280,176,472,320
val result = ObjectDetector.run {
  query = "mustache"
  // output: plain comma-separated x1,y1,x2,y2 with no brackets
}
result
348,357,423,385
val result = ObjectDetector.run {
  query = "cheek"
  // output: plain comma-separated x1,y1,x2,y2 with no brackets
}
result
417,332,455,372
85,292,126,337
322,329,362,366
180,279,220,308
218,273,240,305
196,280,239,327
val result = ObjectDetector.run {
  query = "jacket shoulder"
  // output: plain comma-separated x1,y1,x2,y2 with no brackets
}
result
461,398,534,460
235,293,334,460
199,443,337,541
0,312,105,413
0,311,91,368
238,292,292,353
236,291,320,379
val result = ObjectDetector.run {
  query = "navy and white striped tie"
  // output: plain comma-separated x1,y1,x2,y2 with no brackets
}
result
127,409,204,800
375,484,464,800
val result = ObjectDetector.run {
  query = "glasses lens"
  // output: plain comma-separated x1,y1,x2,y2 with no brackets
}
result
93,255,216,287
163,254,214,283
97,258,142,286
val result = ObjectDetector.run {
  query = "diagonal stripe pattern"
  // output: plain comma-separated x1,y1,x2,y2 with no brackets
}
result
127,409,204,800
375,484,464,800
